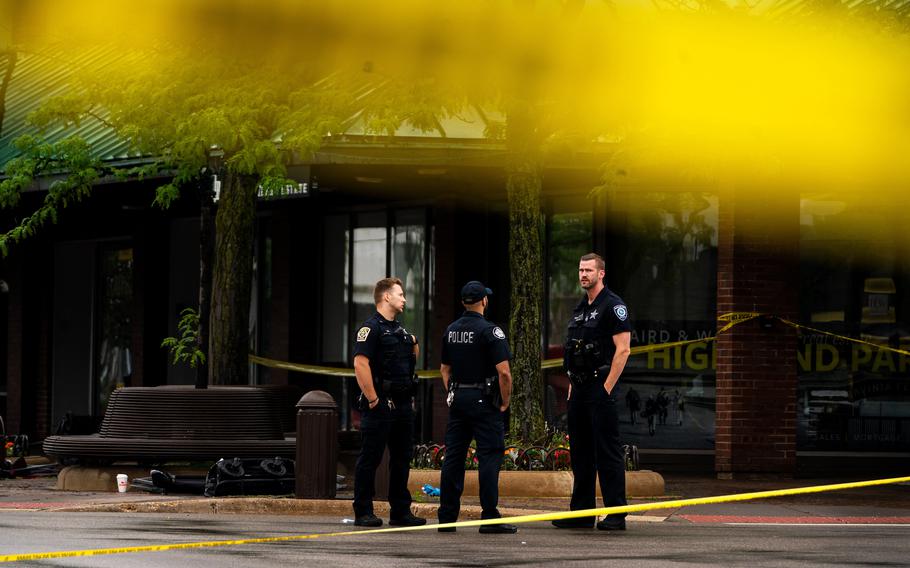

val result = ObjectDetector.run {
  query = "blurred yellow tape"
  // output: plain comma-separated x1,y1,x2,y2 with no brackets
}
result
248,354,442,379
3,475,907,563
251,310,908,378
775,318,910,357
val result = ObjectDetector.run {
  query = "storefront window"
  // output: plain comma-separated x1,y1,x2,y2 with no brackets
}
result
391,209,429,367
352,212,389,329
321,208,433,430
798,198,910,451
546,212,594,351
606,192,718,450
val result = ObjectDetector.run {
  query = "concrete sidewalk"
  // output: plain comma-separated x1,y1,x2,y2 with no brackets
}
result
2,471,908,526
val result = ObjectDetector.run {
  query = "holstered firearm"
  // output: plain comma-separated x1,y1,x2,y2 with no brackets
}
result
381,375,418,398
564,338,606,386
483,375,502,408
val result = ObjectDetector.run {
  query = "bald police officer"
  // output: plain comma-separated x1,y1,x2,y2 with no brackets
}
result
552,253,632,531
352,277,426,528
437,281,517,534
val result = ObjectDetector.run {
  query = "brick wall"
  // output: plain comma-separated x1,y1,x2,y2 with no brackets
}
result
4,244,53,438
715,189,799,476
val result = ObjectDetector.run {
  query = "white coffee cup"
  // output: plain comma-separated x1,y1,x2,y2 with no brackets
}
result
116,473,129,493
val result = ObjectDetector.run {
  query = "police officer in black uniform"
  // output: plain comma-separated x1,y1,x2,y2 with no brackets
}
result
437,281,517,534
552,253,632,531
352,277,426,528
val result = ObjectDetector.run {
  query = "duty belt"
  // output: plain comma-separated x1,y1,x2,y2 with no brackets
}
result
451,376,496,389
451,382,484,389
567,369,598,386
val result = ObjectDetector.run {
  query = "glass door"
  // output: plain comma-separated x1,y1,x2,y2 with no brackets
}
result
94,245,134,416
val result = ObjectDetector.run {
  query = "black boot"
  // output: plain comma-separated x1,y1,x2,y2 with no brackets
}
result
551,517,595,529
390,512,427,527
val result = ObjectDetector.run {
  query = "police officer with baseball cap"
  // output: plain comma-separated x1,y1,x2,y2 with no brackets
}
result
437,281,517,534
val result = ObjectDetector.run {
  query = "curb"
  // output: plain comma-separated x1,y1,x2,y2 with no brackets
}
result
408,469,665,498
48,498,664,524
56,466,665,498
48,498,546,521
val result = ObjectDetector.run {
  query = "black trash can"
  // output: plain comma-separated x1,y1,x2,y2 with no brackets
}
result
295,390,338,499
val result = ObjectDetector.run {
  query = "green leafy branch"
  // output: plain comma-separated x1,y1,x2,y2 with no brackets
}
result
0,135,101,256
161,308,207,368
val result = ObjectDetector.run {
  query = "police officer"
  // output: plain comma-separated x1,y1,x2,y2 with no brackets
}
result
352,277,426,528
437,281,517,534
552,253,632,531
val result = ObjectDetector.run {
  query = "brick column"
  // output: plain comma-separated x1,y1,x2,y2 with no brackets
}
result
715,188,799,477
4,243,52,438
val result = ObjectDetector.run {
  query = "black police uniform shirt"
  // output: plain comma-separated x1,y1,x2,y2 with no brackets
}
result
441,312,512,384
353,312,415,384
565,286,632,374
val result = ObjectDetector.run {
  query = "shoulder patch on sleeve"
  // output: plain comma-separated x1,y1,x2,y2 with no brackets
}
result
492,326,506,340
356,326,372,342
613,305,629,321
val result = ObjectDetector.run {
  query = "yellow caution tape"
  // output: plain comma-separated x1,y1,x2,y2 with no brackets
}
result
2,475,907,563
716,312,762,333
248,355,357,378
248,354,442,379
251,311,908,378
775,318,910,357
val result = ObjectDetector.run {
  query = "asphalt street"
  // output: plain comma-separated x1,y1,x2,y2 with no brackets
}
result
2,512,909,567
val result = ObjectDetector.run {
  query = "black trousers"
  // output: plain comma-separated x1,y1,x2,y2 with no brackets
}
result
438,388,505,523
567,382,627,522
353,399,414,519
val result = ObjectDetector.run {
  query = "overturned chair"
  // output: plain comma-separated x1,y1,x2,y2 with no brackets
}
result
43,386,297,465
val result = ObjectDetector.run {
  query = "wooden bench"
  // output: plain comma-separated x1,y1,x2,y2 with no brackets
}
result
43,386,297,465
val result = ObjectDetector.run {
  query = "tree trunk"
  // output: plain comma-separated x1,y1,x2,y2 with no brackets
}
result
506,103,546,442
209,170,258,385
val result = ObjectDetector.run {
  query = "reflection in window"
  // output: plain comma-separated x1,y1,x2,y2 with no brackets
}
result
615,192,718,326
547,212,593,352
607,192,718,450
798,197,910,451
352,212,388,330
392,209,428,366
96,246,133,415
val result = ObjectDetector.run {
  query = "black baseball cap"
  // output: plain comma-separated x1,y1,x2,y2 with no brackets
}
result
461,281,492,304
